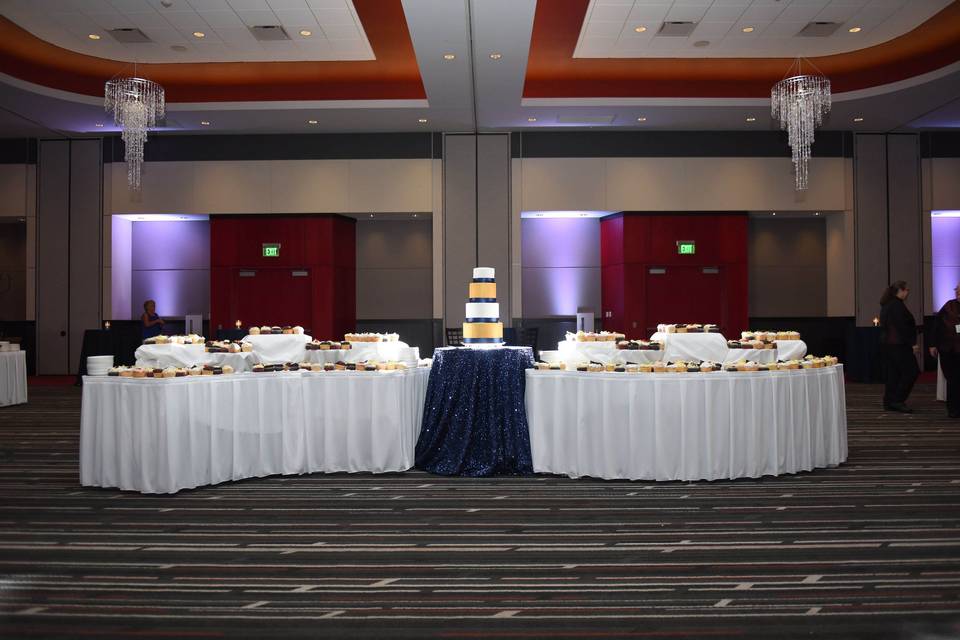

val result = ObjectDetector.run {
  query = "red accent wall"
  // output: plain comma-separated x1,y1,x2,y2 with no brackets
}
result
600,213,748,338
210,215,356,339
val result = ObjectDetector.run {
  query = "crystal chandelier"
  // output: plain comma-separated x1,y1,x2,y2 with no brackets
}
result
105,76,165,191
771,63,831,191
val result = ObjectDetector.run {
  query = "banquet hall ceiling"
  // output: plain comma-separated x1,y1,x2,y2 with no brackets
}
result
0,0,958,136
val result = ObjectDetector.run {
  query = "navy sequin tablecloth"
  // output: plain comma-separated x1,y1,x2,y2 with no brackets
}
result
415,346,535,476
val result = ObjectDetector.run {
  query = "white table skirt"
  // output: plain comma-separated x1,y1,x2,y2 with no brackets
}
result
526,365,847,482
135,343,207,369
0,350,27,407
240,334,312,364
80,367,430,494
650,332,730,363
303,342,419,366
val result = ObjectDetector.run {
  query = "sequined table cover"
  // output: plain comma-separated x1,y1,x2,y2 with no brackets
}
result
415,346,535,476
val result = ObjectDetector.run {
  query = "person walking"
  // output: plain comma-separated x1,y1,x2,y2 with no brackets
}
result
929,283,960,419
879,281,920,413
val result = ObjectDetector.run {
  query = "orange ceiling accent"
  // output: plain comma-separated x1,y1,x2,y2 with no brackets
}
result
0,0,425,102
524,0,960,98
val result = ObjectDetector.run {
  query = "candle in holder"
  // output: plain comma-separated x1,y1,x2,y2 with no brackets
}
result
872,317,879,327
104,321,111,329
235,320,242,329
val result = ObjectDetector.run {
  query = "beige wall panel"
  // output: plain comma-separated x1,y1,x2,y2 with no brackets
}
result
193,161,271,214
605,158,686,211
432,158,443,319
0,164,28,216
347,159,432,213
110,161,195,214
269,160,349,213
931,158,960,210
511,157,522,321
521,158,606,212
826,211,855,317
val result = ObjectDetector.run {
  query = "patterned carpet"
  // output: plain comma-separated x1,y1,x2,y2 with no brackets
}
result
1,383,959,639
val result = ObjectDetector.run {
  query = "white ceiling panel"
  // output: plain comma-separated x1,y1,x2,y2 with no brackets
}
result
274,9,318,26
311,7,355,24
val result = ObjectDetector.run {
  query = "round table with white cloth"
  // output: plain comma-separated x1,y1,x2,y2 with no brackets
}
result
526,365,847,482
240,333,312,364
650,332,730,363
0,350,28,407
80,367,431,494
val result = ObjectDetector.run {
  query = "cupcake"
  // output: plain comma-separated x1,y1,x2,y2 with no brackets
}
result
293,326,304,335
323,363,335,371
248,326,260,336
614,365,625,372
335,361,346,371
536,362,550,371
638,363,653,373
588,363,603,373
604,363,615,372
550,362,566,371
652,362,667,373
625,364,639,374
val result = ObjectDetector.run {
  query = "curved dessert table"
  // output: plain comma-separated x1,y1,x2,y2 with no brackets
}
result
0,350,27,407
80,367,430,494
526,365,846,482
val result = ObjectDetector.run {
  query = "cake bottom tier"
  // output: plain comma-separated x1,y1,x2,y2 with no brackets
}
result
463,321,503,341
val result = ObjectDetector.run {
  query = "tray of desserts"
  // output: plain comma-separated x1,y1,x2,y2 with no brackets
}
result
742,330,802,341
306,340,352,350
344,332,400,343
617,339,663,351
142,334,205,345
205,340,253,353
247,325,305,335
107,364,235,378
656,323,720,334
252,360,410,373
533,355,837,375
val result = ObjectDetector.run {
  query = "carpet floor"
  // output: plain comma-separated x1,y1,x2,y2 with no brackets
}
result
0,383,958,639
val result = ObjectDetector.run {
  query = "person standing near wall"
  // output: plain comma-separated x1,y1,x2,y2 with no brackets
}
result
879,281,920,413
141,299,164,341
929,283,960,419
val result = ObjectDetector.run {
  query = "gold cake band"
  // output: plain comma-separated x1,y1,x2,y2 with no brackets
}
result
468,282,497,299
462,322,503,339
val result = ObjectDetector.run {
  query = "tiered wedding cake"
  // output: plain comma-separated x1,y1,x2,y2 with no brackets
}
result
462,267,503,348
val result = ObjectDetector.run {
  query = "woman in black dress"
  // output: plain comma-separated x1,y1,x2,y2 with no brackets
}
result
879,281,919,413
929,283,960,419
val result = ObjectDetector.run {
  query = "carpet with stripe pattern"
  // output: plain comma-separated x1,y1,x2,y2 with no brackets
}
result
0,384,959,639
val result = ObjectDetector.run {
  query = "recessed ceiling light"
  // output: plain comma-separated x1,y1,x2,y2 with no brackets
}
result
193,31,205,38
634,25,647,33
848,26,862,33
88,33,101,40
418,118,428,123
746,116,756,122
853,116,864,122
442,53,456,60
742,26,755,33
95,123,104,127
200,120,210,126
637,117,647,122
299,29,312,36
527,117,537,122
307,119,318,124
489,52,502,60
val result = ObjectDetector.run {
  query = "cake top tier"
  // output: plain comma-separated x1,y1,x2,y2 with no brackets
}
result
473,267,495,280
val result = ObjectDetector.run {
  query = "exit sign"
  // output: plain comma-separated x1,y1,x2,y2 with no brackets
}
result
262,243,281,258
677,240,696,255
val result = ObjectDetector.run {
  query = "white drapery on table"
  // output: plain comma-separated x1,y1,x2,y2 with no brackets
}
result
0,351,27,407
80,367,430,494
240,334,312,364
134,343,207,369
775,340,808,361
526,365,847,482
303,342,420,366
650,332,730,363
724,348,777,364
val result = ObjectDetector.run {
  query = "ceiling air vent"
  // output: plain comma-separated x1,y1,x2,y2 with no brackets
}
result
658,21,697,37
557,115,615,125
797,22,841,37
249,25,290,41
109,28,152,43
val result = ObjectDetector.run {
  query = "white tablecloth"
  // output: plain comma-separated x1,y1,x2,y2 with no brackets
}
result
776,340,808,361
725,348,777,364
80,367,430,494
240,334,312,364
557,341,662,365
303,342,419,366
650,332,729,363
135,343,207,369
0,350,27,407
526,365,847,482
205,352,259,372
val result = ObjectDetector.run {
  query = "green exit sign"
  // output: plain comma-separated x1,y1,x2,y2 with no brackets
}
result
677,241,696,255
262,243,281,258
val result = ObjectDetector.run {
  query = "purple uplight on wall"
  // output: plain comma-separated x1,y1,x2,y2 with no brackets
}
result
931,211,960,309
521,218,602,317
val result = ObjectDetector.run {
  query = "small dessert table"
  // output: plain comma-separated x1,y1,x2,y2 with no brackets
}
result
0,350,27,407
416,346,535,476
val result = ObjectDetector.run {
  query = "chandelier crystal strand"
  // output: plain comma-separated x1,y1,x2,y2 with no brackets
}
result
105,77,165,190
771,74,831,191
